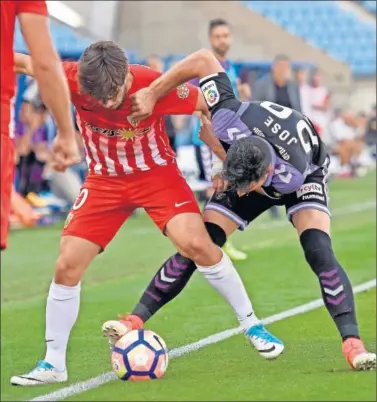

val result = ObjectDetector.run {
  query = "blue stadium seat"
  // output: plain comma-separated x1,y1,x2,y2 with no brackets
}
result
245,0,376,76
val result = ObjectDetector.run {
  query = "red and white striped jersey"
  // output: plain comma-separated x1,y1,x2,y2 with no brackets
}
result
63,62,199,176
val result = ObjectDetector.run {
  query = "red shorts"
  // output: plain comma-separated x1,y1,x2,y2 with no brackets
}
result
1,133,15,250
62,163,200,249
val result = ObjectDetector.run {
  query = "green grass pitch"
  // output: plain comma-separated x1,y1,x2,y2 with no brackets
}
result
1,173,376,401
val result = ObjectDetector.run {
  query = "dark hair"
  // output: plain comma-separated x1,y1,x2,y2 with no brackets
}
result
208,18,230,34
273,54,290,63
223,136,272,191
78,40,128,103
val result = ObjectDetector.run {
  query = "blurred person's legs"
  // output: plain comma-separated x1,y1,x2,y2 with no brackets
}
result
69,161,87,182
48,168,82,205
17,152,46,197
335,139,364,177
1,133,15,250
268,205,280,220
194,144,210,184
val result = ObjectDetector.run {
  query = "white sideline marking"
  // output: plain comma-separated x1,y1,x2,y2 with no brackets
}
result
30,279,376,402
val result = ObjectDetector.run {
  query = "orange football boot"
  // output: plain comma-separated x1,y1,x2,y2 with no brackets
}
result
342,338,376,371
102,314,144,349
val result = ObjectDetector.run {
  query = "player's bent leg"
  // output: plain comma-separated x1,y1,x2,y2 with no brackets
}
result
104,165,282,359
166,212,223,265
122,220,228,330
292,208,376,371
202,210,284,359
166,211,284,360
11,236,101,386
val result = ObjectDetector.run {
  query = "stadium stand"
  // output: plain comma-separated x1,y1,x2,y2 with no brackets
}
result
359,0,377,13
245,1,376,76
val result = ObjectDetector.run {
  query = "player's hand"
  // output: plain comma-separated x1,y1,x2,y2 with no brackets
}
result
212,173,228,193
51,134,81,172
131,87,157,120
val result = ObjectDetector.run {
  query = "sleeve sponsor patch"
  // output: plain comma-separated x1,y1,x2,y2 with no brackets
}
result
201,80,220,108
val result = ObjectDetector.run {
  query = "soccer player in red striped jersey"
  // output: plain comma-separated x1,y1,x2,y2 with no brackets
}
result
12,41,283,385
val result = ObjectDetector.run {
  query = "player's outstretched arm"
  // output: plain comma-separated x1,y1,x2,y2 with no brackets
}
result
18,12,75,140
198,113,227,161
131,50,224,118
150,49,224,100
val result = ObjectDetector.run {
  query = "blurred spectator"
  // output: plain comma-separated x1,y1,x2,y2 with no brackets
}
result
15,100,50,196
253,54,302,112
364,104,377,149
326,108,365,177
15,97,83,204
294,67,312,117
308,70,331,137
237,82,252,102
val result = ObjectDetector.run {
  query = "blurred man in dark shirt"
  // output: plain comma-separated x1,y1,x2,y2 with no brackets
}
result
253,54,302,112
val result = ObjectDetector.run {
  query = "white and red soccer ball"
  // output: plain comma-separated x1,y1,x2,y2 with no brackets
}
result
111,329,168,381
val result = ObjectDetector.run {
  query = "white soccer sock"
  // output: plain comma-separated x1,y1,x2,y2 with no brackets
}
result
44,281,81,371
196,250,260,331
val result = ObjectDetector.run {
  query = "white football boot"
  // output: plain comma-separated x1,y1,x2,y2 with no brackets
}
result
246,323,285,360
10,360,67,386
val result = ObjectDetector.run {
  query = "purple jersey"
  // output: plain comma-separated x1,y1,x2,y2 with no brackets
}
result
199,72,328,198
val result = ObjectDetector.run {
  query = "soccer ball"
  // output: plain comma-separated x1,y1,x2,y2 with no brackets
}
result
111,329,169,381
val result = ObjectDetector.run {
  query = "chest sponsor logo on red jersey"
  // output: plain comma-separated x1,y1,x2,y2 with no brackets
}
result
85,122,150,141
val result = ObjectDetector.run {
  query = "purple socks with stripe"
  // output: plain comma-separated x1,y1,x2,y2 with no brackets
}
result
132,253,196,322
300,228,359,341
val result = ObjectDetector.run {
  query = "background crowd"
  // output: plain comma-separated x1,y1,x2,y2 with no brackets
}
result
10,18,376,229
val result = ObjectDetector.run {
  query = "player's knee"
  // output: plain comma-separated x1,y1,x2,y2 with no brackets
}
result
300,228,337,275
181,234,212,261
54,254,83,286
204,222,227,248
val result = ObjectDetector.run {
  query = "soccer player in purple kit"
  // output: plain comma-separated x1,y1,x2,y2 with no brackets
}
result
107,48,376,372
